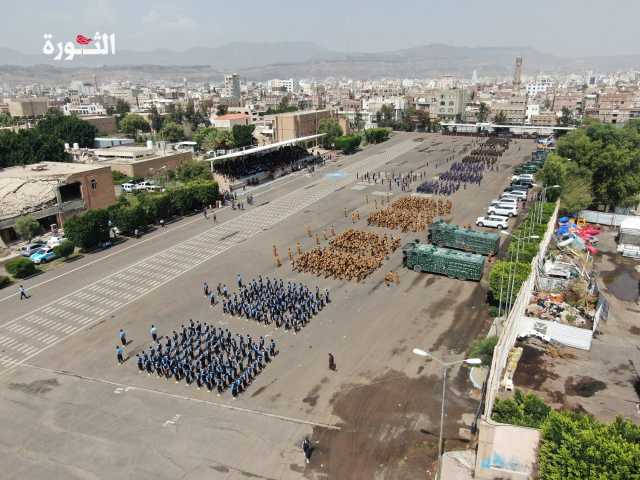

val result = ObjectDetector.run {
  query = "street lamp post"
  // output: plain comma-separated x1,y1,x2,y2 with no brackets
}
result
500,232,539,313
537,185,560,225
412,348,482,480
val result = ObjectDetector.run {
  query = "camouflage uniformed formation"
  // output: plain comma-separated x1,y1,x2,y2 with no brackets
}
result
293,229,400,281
367,197,453,232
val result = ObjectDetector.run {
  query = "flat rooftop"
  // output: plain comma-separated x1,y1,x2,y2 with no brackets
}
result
0,161,107,180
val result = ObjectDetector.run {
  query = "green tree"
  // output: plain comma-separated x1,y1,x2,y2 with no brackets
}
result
216,104,228,116
169,104,184,124
353,109,365,131
63,209,110,251
36,110,97,147
538,412,640,480
52,239,75,259
494,110,508,124
492,390,551,428
318,118,343,148
120,113,151,136
173,160,211,182
115,99,130,117
0,129,68,167
561,176,593,214
112,204,148,235
213,129,234,150
0,112,13,127
231,124,256,148
364,128,391,144
488,260,531,305
469,336,498,366
159,121,184,142
149,104,163,132
415,109,431,131
14,215,40,241
558,106,574,127
477,102,490,123
334,134,361,154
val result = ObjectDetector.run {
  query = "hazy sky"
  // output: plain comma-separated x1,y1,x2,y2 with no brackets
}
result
3,0,639,57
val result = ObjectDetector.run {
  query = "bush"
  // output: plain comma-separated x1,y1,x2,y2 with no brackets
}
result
111,170,132,185
469,336,498,366
488,260,531,305
53,239,75,258
335,134,361,154
112,204,148,235
364,127,391,144
5,257,37,278
492,390,551,428
538,412,640,479
0,275,12,288
63,209,111,251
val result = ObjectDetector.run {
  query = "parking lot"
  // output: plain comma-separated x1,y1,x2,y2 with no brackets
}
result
0,132,537,480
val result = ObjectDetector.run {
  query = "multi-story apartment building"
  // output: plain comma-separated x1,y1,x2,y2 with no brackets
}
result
223,74,241,100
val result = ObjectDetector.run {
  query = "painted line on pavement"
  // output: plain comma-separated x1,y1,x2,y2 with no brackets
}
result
20,363,341,431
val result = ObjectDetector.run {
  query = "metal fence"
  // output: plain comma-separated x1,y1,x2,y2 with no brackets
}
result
483,202,560,417
579,209,634,227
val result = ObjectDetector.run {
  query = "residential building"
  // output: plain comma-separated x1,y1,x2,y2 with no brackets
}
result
492,96,527,124
7,97,49,117
73,143,192,178
530,112,558,126
267,79,298,93
268,110,331,143
0,162,116,246
223,74,241,100
62,103,106,116
211,113,251,130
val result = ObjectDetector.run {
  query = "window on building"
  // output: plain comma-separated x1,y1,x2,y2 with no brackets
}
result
90,178,97,190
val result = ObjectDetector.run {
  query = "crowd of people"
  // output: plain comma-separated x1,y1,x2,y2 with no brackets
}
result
212,146,322,180
367,197,453,232
293,229,400,281
133,320,278,397
416,138,511,196
221,276,329,333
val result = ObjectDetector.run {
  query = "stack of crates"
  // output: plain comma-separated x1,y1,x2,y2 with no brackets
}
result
403,241,485,281
429,220,499,256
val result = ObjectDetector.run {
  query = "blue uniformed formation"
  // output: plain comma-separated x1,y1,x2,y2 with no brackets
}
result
417,160,494,196
135,319,278,397
220,276,330,333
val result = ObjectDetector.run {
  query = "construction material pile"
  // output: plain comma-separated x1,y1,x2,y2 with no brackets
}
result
293,229,400,281
367,197,452,232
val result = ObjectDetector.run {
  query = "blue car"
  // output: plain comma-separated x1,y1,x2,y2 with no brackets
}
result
30,247,57,264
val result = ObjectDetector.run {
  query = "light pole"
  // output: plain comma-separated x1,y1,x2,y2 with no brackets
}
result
412,348,482,480
537,185,560,225
500,232,539,313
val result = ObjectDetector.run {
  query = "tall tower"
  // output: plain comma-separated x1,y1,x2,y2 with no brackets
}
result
513,56,523,91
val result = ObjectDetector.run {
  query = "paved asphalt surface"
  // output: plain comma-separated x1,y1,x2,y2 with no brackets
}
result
0,133,536,480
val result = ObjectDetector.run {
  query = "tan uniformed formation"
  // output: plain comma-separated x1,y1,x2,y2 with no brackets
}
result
293,229,400,282
367,196,453,232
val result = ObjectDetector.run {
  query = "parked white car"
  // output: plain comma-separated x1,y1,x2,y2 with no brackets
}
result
135,181,156,192
476,215,509,230
502,190,527,200
511,173,535,181
121,182,137,193
489,197,518,208
487,204,519,217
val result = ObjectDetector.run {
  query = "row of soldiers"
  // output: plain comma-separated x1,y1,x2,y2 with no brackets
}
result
222,277,329,332
328,229,400,257
367,197,453,232
135,320,278,397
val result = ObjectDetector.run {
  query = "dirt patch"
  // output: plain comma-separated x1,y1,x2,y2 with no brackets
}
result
564,376,607,397
630,326,640,335
303,384,322,408
432,283,491,354
304,370,473,479
513,343,559,390
601,264,639,302
211,465,230,473
8,378,59,395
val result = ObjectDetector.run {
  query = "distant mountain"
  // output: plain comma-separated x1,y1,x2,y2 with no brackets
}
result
0,41,336,69
1,42,639,82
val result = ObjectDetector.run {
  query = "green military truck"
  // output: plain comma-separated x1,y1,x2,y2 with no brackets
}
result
402,240,485,281
428,220,499,256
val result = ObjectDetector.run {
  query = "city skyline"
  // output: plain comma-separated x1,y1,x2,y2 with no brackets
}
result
2,0,640,58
